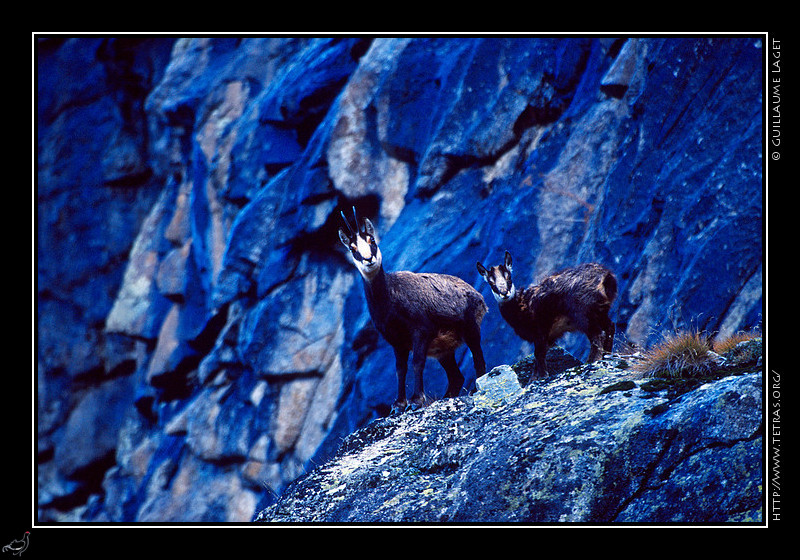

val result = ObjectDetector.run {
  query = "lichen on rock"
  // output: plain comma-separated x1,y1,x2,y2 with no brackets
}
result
256,348,762,524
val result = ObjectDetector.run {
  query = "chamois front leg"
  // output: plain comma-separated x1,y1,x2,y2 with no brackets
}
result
391,347,410,415
531,336,549,383
408,333,432,410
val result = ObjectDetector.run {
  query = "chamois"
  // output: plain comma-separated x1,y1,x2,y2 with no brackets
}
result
339,208,488,414
477,251,617,382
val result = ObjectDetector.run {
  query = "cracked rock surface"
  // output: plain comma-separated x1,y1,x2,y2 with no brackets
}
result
257,349,762,523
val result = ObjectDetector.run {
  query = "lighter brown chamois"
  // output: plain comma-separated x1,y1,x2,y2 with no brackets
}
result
477,251,617,382
339,208,488,413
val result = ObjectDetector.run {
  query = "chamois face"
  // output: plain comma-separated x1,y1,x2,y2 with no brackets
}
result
476,250,516,303
339,212,382,280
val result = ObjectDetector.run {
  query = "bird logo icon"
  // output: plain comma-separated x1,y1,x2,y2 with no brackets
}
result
2,532,29,556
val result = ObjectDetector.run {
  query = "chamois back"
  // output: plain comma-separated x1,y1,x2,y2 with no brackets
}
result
528,263,617,312
387,271,488,325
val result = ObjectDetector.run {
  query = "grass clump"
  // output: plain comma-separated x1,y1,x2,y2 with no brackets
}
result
633,330,720,379
633,328,762,379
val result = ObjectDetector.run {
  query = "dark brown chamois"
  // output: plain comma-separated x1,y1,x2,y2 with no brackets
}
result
339,208,487,413
477,251,617,382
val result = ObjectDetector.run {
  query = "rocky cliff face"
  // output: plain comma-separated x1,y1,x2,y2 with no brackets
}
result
35,36,763,522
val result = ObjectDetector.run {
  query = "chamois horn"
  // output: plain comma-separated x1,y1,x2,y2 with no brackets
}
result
340,206,357,238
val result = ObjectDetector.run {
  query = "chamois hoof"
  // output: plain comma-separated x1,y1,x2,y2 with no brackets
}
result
390,400,408,415
390,399,426,415
526,372,548,386
407,394,431,412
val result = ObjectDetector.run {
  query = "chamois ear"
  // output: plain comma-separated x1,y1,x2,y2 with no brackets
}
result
338,228,351,247
476,261,488,279
363,217,377,240
504,250,513,272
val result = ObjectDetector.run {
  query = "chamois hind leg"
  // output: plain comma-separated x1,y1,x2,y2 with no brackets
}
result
438,351,465,399
586,323,606,363
601,313,615,353
391,347,410,415
463,322,486,380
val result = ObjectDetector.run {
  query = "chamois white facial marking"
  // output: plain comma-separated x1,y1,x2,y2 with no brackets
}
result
488,269,515,302
353,241,381,280
355,234,373,261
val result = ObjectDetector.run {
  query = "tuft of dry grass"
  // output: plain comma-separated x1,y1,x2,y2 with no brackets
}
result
713,329,763,367
712,330,761,356
632,330,720,379
631,327,762,380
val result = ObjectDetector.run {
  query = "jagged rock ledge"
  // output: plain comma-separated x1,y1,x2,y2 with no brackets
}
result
254,344,762,524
